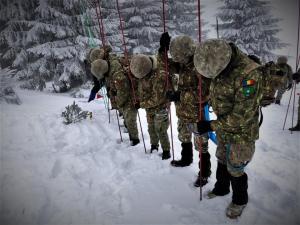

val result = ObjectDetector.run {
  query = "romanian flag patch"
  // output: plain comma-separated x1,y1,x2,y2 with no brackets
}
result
242,79,256,97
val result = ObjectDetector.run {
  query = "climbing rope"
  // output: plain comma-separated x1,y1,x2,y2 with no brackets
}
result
115,0,147,152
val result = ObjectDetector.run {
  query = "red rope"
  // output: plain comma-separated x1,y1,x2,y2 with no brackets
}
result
94,0,105,47
197,0,203,201
115,0,147,153
162,0,175,161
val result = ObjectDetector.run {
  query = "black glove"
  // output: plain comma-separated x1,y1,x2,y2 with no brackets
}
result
276,70,285,77
197,120,213,135
88,90,97,102
134,102,140,109
286,83,292,90
166,90,180,102
159,32,171,52
292,72,300,81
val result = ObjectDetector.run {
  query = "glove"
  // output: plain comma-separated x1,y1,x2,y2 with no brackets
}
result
286,83,292,90
166,90,180,102
197,120,213,135
292,72,300,81
88,90,97,102
276,70,285,77
134,102,140,109
159,32,171,52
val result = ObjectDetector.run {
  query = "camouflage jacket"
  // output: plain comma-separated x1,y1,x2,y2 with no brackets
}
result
277,63,293,86
170,61,210,123
109,55,138,110
210,51,263,144
138,54,170,110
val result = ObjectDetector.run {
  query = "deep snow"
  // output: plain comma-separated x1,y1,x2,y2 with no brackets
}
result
1,80,299,224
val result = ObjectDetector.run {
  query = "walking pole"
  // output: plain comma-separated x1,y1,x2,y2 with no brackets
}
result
162,0,175,161
197,0,203,201
115,0,147,153
94,0,122,140
283,0,300,130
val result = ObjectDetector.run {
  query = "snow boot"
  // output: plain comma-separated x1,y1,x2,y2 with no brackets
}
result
226,173,248,219
289,123,300,131
170,142,193,167
194,152,211,187
131,139,140,146
162,151,171,160
150,144,159,153
275,99,280,105
226,202,246,219
208,162,230,198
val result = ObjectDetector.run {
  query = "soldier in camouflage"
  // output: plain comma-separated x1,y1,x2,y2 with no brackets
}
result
193,39,265,219
163,34,211,187
130,54,171,160
289,69,300,131
274,56,293,105
109,55,140,145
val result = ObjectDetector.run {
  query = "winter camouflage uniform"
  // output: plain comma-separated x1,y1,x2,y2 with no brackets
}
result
108,55,139,142
194,39,266,218
275,58,293,103
209,50,262,177
137,53,171,154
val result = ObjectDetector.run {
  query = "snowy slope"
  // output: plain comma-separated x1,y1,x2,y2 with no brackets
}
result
1,85,299,225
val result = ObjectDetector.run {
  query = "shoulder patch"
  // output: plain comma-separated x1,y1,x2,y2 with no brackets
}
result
242,79,256,97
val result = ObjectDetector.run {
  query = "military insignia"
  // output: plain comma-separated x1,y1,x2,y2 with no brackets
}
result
242,79,256,97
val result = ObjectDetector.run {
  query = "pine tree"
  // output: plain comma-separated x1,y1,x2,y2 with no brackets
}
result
217,0,286,62
15,0,89,92
0,0,38,68
167,0,208,41
121,0,162,54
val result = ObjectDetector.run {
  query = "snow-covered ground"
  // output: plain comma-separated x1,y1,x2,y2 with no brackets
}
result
0,82,299,224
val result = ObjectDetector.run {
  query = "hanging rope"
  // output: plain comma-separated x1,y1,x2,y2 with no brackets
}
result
197,0,204,201
162,0,175,161
283,0,300,131
115,0,147,153
93,0,112,124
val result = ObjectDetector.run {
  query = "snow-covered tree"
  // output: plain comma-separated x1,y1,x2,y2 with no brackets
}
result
121,0,162,54
217,0,286,62
0,0,37,68
167,0,209,41
14,0,90,92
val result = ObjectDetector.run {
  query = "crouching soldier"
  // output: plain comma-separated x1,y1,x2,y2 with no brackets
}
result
130,54,171,159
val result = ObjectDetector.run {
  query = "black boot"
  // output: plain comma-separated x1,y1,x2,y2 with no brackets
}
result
170,142,193,167
226,173,248,218
194,152,211,187
131,139,140,146
275,99,280,105
231,173,248,205
289,123,300,131
162,151,171,160
209,163,230,197
150,144,159,153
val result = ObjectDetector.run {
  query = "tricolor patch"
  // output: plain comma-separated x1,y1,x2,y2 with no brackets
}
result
242,79,256,97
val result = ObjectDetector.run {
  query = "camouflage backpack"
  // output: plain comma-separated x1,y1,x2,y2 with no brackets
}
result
258,61,285,107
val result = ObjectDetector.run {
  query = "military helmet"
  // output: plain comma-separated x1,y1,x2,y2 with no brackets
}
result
277,56,288,65
91,59,108,80
89,48,105,63
130,54,152,79
193,39,232,79
170,35,196,64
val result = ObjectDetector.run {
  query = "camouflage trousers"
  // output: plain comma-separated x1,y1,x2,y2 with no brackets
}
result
123,106,139,140
177,119,208,153
216,137,255,177
146,108,170,152
275,87,286,101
